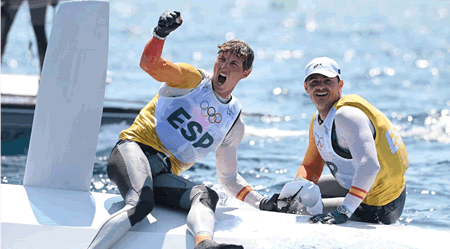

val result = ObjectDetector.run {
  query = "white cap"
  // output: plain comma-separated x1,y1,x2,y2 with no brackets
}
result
304,57,341,82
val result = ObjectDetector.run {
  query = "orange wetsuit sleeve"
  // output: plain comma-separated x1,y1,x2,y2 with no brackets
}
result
139,37,201,89
295,114,325,184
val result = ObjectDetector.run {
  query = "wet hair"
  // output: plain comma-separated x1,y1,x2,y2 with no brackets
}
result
217,39,254,71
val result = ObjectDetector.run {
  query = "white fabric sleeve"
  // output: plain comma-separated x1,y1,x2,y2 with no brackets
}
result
335,106,381,214
215,115,265,209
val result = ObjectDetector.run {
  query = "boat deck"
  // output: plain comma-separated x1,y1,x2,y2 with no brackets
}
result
1,183,446,249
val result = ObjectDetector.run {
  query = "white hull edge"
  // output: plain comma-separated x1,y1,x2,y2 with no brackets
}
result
1,184,448,249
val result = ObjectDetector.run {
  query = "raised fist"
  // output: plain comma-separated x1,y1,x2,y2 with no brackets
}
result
154,10,182,39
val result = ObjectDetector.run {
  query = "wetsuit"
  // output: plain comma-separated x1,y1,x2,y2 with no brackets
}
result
88,37,264,249
297,94,408,224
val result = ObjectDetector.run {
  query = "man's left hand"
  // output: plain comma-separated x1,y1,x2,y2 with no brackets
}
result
308,210,348,224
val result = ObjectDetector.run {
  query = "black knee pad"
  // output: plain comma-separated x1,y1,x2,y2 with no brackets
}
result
128,186,154,226
190,185,219,212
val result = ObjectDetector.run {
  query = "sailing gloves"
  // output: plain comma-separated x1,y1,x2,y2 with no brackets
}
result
259,193,280,211
195,239,244,249
153,10,183,40
259,193,306,213
308,210,349,224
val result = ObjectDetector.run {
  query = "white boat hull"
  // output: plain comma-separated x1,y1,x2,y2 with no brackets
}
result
2,184,447,249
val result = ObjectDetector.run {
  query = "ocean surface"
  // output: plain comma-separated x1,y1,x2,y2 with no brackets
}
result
2,0,450,233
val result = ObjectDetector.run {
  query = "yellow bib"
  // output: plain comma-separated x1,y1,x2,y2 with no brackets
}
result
335,94,409,206
119,63,203,175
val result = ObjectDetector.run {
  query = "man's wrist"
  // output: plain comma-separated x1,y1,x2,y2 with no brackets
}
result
258,197,268,210
153,27,167,40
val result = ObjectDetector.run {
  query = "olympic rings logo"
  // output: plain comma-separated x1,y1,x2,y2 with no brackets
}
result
200,100,222,123
316,134,324,149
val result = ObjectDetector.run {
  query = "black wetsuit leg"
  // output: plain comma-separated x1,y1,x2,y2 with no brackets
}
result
29,5,47,71
1,1,22,60
151,161,219,239
317,174,349,198
109,140,219,238
107,140,161,226
317,174,348,213
107,140,218,221
152,173,197,210
89,140,167,248
90,140,226,248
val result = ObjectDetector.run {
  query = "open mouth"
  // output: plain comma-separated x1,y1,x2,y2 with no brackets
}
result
218,73,227,85
315,93,328,97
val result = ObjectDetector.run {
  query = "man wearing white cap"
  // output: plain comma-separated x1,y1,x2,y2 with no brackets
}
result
287,57,409,225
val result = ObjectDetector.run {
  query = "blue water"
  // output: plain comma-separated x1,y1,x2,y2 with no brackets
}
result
2,0,450,231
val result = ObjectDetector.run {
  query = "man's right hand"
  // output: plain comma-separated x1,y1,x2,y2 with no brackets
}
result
259,193,280,212
154,10,182,39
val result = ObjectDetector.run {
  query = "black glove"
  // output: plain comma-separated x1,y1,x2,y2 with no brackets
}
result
154,10,182,39
195,239,244,249
308,210,348,224
259,193,280,212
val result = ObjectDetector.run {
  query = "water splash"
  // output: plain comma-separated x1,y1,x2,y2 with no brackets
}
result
400,109,450,144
